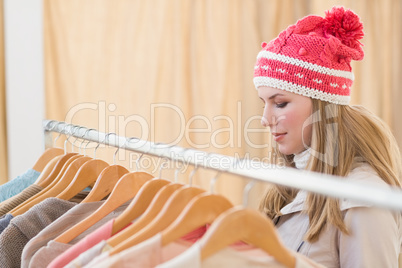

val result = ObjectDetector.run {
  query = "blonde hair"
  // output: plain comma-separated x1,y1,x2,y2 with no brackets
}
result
260,99,402,242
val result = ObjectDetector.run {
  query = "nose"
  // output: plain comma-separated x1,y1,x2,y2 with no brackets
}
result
261,106,276,127
261,116,269,127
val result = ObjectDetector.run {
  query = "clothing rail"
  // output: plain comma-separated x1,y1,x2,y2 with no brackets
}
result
43,119,402,212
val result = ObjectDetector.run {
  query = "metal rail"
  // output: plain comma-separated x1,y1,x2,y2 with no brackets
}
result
43,120,402,211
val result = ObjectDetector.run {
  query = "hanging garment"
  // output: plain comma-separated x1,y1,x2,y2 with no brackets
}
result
155,242,324,268
88,234,191,268
29,200,131,268
0,169,40,202
0,191,89,236
21,201,105,268
0,184,44,216
0,197,79,267
48,219,117,268
82,226,208,268
64,240,112,268
57,221,207,267
0,214,14,233
85,233,191,268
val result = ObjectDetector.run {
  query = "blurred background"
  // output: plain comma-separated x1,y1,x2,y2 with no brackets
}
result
1,0,401,206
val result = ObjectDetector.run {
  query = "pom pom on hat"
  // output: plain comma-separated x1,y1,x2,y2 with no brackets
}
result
253,6,364,105
322,6,364,48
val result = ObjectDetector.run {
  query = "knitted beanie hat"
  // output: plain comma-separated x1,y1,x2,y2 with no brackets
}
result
253,6,364,105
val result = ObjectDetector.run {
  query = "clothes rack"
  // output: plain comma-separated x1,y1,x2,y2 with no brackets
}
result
43,119,402,212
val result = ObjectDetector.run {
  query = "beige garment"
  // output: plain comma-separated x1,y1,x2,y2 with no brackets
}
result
0,184,43,216
29,200,131,267
276,160,402,267
21,200,105,268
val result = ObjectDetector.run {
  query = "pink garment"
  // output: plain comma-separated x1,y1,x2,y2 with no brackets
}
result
48,219,115,268
89,233,191,268
180,225,208,243
180,224,248,248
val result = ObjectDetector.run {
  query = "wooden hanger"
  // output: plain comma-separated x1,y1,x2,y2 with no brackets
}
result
34,152,78,188
107,183,184,247
54,171,153,244
33,155,62,186
32,147,64,172
55,159,109,201
110,178,171,235
161,193,233,246
108,186,205,256
10,156,92,216
34,155,83,196
199,207,296,268
9,153,81,216
81,165,130,203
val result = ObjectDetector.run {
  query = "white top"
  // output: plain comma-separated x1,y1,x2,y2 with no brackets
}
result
156,241,324,268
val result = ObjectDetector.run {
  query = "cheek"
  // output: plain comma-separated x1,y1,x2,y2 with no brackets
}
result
283,109,312,136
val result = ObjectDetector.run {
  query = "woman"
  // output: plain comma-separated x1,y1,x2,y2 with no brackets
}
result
255,6,402,268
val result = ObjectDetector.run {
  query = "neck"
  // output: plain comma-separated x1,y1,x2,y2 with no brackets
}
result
293,148,311,169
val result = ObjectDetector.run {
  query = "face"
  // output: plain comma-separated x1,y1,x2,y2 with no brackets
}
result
258,86,313,155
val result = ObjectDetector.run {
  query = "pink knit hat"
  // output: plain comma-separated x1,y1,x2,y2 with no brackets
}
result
253,6,364,105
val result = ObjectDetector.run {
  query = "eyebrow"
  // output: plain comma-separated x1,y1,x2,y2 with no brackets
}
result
268,93,284,100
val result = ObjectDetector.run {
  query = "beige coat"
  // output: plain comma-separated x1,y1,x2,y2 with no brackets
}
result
276,160,402,268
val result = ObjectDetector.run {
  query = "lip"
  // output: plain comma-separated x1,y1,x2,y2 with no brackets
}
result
272,132,286,142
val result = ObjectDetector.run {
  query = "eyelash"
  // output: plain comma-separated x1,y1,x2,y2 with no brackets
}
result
261,102,288,109
276,102,288,108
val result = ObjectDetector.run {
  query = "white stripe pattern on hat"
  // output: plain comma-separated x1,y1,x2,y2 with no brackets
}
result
257,51,354,81
253,76,350,105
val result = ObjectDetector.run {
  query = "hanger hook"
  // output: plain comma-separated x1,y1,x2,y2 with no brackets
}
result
63,124,75,153
174,162,183,183
243,180,256,208
189,165,198,186
104,133,119,164
209,155,242,194
210,170,222,193
93,132,115,160
79,128,95,156
202,152,224,193
66,124,81,152
83,129,97,157
154,142,174,179
46,120,58,148
61,123,72,154
70,126,85,153
187,149,200,187
173,146,186,183
180,147,199,186
93,131,114,159
53,122,67,147
125,137,142,171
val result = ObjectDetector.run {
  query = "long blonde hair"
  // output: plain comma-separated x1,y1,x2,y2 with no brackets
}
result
260,99,402,242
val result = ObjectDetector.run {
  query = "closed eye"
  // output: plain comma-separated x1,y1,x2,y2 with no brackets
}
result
276,102,288,108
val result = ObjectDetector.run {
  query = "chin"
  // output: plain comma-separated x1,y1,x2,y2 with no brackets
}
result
277,145,302,156
277,146,293,156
